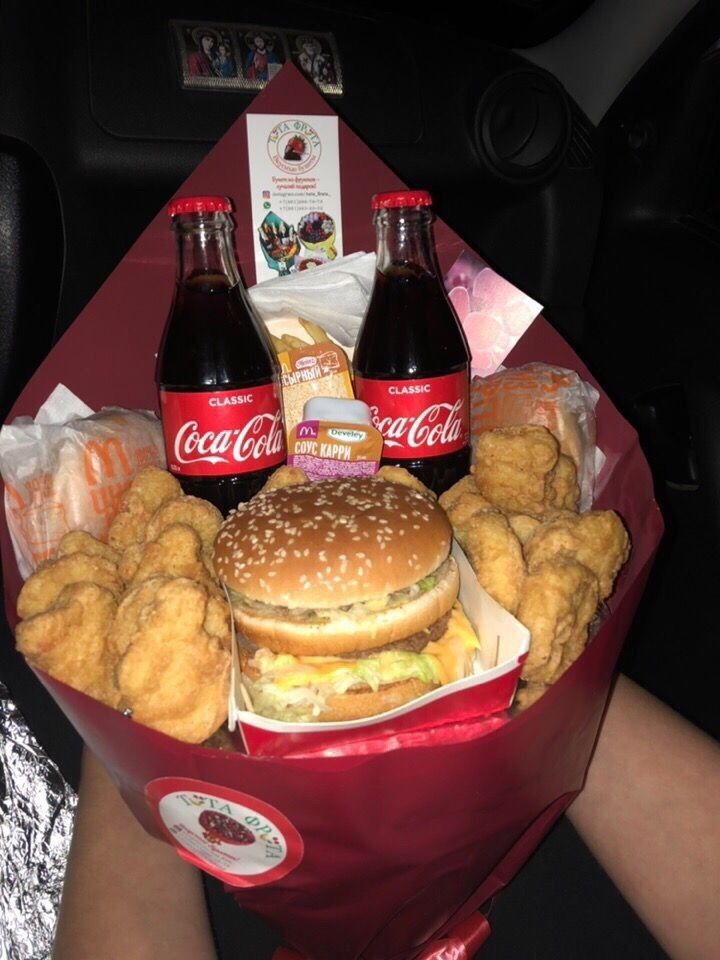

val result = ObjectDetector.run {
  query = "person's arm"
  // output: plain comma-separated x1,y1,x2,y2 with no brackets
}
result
568,674,720,960
53,748,217,960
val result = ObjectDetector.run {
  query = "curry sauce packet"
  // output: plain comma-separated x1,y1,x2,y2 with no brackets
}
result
287,398,383,481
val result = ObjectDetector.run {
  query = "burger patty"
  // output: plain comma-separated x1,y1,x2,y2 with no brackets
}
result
240,610,452,661
349,610,452,658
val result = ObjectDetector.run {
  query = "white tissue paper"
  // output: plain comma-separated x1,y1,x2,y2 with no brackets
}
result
248,252,376,347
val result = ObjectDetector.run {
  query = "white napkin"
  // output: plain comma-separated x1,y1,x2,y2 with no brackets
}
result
248,252,376,347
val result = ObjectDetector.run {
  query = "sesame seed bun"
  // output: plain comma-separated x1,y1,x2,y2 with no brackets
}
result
213,477,461,721
213,478,452,609
232,557,459,655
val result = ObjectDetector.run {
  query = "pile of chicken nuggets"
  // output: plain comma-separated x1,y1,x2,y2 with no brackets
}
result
15,467,231,744
14,422,631,736
440,424,630,710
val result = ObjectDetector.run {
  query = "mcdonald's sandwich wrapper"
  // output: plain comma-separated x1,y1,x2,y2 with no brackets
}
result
1,65,663,960
0,385,164,579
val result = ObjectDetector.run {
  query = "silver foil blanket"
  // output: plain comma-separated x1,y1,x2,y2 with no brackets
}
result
0,681,76,960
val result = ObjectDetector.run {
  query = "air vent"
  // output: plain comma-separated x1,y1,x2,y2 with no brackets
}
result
567,108,595,169
475,69,571,184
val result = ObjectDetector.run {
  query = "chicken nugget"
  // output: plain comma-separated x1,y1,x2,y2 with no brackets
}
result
546,626,589,684
202,726,236,751
125,465,183,512
145,496,222,555
373,465,436,499
258,465,308,494
17,554,123,619
545,454,580,512
118,543,144,584
524,510,630,601
107,467,182,550
473,426,560,516
445,491,494,531
461,511,526,615
517,560,599,684
204,593,234,651
56,531,120,565
109,577,230,743
107,495,149,552
16,582,120,707
513,681,548,712
438,475,479,512
507,514,542,545
126,524,217,590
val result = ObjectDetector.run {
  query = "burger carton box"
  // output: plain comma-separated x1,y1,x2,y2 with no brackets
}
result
230,542,530,757
1,65,663,960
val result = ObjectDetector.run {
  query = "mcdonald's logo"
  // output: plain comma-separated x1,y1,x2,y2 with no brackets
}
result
83,439,131,486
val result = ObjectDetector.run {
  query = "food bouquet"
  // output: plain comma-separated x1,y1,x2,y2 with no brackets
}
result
0,65,662,960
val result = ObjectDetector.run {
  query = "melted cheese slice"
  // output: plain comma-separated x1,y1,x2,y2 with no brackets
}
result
250,602,479,692
422,603,480,685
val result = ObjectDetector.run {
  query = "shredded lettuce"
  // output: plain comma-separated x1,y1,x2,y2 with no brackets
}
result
246,650,442,721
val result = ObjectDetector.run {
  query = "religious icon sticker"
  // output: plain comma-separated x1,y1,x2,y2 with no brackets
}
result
246,114,343,280
286,32,343,97
237,27,286,90
146,778,304,887
172,21,342,96
173,22,241,90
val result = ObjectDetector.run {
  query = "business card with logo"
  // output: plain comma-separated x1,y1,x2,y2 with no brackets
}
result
246,114,343,281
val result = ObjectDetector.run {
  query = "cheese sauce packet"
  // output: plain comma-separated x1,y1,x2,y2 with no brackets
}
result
287,398,383,482
276,340,354,439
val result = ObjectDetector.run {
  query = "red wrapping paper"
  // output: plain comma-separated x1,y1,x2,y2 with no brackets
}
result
1,65,663,960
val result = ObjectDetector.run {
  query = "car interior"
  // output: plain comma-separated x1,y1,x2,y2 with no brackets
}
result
2,1,719,957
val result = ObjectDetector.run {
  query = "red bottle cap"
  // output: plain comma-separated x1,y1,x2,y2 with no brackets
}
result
167,196,232,216
371,190,433,210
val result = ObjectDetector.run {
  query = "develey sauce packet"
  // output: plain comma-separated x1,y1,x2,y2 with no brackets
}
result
287,418,383,481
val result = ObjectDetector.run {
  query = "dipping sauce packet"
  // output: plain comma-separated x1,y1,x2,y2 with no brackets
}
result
269,319,354,438
286,398,383,482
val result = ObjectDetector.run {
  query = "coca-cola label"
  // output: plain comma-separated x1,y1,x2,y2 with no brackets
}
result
354,371,469,459
159,385,286,477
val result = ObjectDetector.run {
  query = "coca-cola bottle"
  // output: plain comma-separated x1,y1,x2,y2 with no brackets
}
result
156,195,285,514
353,191,471,495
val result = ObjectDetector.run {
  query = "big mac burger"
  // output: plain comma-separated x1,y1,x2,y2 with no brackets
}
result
213,477,480,722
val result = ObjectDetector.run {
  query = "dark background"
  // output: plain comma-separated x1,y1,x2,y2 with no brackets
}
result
2,2,719,957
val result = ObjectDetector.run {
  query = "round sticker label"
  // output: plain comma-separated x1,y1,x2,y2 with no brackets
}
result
267,119,322,174
146,778,303,887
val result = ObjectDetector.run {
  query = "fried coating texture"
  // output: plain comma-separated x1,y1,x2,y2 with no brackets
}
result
202,726,236,751
107,467,182,550
17,553,123,619
444,491,494,530
109,577,230,743
16,583,120,707
513,681,548,712
373,465,436,499
524,510,630,601
258,465,308,494
438,475,479,512
473,426,560,516
545,454,580,512
124,524,218,591
118,544,145,584
461,511,526,615
517,560,599,684
56,531,120,565
145,496,222,556
507,514,542,545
